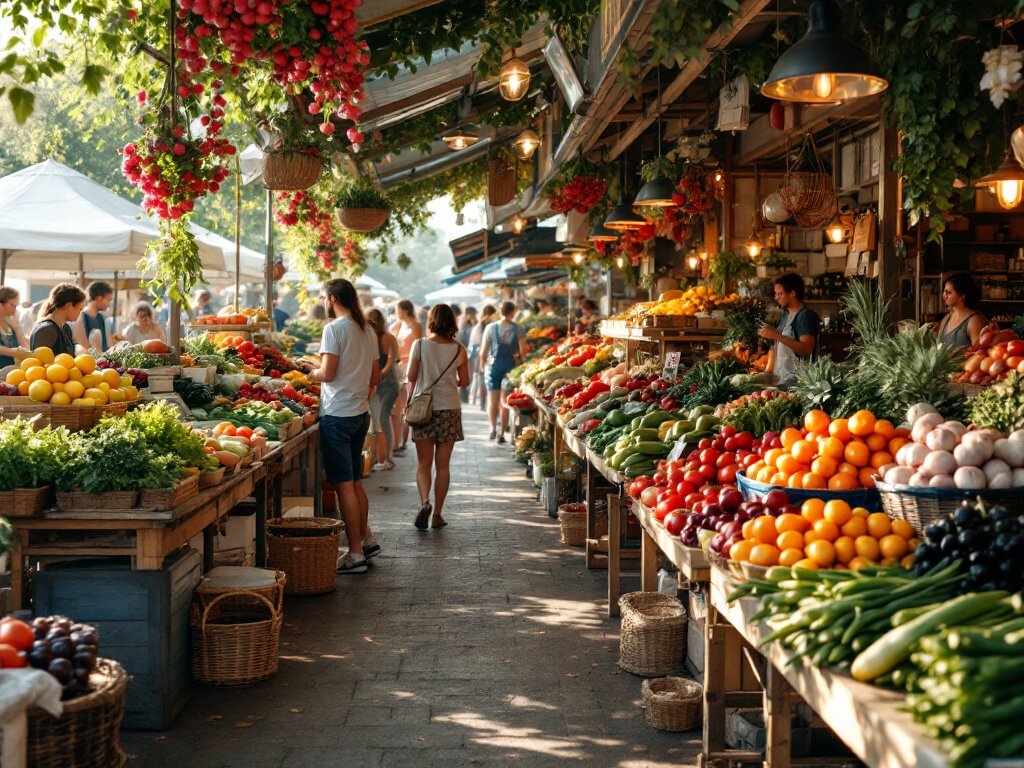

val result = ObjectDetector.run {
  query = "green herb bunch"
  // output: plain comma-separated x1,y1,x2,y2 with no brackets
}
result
117,402,207,469
0,420,75,491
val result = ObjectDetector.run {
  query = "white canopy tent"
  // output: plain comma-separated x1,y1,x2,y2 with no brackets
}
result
424,283,486,304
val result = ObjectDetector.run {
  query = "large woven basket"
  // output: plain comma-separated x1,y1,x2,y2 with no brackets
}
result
488,155,516,206
336,207,389,233
619,592,686,677
558,503,587,547
139,473,200,511
779,133,835,227
0,485,52,517
642,677,703,732
55,490,138,510
191,590,282,685
20,659,128,768
262,149,323,190
266,517,342,595
874,480,1024,532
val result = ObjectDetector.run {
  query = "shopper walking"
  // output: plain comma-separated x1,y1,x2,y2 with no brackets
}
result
468,304,496,409
390,299,423,455
30,283,86,358
366,308,400,471
406,304,469,530
73,280,113,352
307,278,381,574
457,306,477,403
479,301,528,443
0,287,31,369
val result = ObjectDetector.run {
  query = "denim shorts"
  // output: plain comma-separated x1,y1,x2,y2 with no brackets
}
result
320,412,371,484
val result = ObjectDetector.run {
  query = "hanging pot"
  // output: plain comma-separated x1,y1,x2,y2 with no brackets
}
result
761,191,790,224
262,149,323,191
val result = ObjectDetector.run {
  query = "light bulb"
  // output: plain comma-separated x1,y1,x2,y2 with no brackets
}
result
827,223,845,244
746,239,763,258
687,255,699,270
996,179,1024,209
512,214,526,234
813,72,835,100
713,170,723,183
452,136,467,150
572,251,585,265
508,74,521,93
615,256,624,268
699,249,708,261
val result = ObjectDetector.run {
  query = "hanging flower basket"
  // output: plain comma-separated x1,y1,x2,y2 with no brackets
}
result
262,149,323,191
335,207,390,233
672,164,716,214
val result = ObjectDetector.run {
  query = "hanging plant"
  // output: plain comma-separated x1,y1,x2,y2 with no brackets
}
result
673,163,717,214
707,250,755,295
548,173,607,215
259,105,327,191
638,155,681,183
275,188,345,276
652,206,694,243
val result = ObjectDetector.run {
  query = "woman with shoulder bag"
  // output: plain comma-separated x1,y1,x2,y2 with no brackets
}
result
405,304,469,531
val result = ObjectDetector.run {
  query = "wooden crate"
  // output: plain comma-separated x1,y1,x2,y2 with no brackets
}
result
641,315,697,329
31,547,201,729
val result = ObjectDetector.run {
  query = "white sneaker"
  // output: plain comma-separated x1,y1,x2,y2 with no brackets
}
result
336,552,368,574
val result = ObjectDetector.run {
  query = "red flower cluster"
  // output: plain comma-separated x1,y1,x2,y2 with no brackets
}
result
275,190,340,271
120,85,235,220
672,164,716,214
339,238,361,268
548,175,607,215
654,206,693,243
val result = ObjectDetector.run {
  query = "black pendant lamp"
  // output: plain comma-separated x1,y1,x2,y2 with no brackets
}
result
761,0,888,104
587,220,620,242
634,69,676,207
605,151,647,231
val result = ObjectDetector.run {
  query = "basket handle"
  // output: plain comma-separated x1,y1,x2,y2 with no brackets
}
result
200,589,279,632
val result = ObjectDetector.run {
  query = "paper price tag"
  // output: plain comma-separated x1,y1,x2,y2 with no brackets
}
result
662,351,681,381
668,436,690,461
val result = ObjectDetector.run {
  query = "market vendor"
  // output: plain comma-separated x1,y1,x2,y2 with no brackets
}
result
935,272,985,350
0,286,31,368
759,272,820,388
30,283,86,358
121,301,167,345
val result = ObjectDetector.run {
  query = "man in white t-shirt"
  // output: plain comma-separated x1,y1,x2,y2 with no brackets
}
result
306,279,381,574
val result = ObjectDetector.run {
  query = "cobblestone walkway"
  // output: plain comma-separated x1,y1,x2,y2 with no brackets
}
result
123,409,700,767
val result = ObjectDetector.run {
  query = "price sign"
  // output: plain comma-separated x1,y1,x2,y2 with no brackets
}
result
668,435,690,461
662,351,682,381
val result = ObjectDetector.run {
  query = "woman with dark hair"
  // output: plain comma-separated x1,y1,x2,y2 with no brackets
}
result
390,298,423,454
0,286,31,369
936,272,985,349
30,283,86,357
366,308,400,471
406,304,469,530
478,301,528,443
306,278,381,574
121,301,166,344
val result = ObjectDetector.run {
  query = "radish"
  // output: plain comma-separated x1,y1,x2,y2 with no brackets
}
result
983,458,1011,483
989,472,1013,489
884,466,915,486
923,450,957,476
929,474,956,489
904,443,930,468
954,466,987,489
925,428,958,453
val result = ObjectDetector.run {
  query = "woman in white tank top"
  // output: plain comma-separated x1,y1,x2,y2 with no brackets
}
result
405,305,469,531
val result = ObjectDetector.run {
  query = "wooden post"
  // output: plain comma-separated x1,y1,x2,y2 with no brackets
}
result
607,494,621,617
878,122,901,317
640,526,658,592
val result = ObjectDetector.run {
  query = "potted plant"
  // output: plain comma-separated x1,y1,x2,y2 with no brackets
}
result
334,176,392,233
708,250,756,295
260,106,325,191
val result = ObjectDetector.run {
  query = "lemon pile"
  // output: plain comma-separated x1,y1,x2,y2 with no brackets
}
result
4,349,140,406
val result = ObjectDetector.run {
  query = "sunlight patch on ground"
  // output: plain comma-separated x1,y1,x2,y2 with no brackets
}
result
434,713,586,759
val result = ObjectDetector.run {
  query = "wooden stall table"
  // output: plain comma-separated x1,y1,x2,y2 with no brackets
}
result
702,563,948,768
630,498,710,591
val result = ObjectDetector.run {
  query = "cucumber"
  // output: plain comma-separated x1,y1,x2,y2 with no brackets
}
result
625,462,655,478
639,410,675,428
629,428,661,442
633,441,670,456
620,452,651,469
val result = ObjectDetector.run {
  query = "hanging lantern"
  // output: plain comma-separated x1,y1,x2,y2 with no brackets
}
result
976,151,1024,209
615,255,625,268
511,213,527,234
633,176,676,207
499,51,531,102
746,214,764,258
824,214,846,244
513,129,540,161
604,197,647,231
442,128,479,151
571,251,586,265
587,220,620,242
761,0,888,104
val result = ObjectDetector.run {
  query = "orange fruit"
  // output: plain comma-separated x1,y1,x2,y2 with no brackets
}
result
786,473,804,489
49,391,70,406
854,535,881,561
101,368,121,388
812,518,841,542
74,355,96,374
888,437,910,456
828,418,852,442
907,537,920,552
64,380,85,400
749,544,780,567
828,473,857,491
729,540,755,562
852,507,870,519
873,419,896,440
777,454,804,477
900,554,916,569
870,451,894,470
801,472,827,490
818,437,845,461
837,461,860,476
19,357,41,372
804,409,831,433
748,461,766,477
880,534,909,559
742,519,757,540
840,516,868,538
858,468,878,488
865,433,889,452
776,530,805,551
880,556,901,568
806,539,836,567
25,366,47,383
778,548,804,567
30,348,54,365
848,556,873,571
800,498,825,522
811,456,838,478
803,529,821,545
844,441,870,468
764,448,784,468
834,536,856,564
780,428,803,450
756,466,775,483
793,558,820,570
752,516,779,545
27,379,53,403
891,519,916,540
848,410,877,437
894,426,912,438
17,381,28,395
823,500,853,526
53,353,75,370
791,439,818,464
45,364,69,383
777,513,809,534
5,369,25,386
771,472,790,486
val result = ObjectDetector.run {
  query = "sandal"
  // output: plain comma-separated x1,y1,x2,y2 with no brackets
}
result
415,501,431,530
431,516,447,529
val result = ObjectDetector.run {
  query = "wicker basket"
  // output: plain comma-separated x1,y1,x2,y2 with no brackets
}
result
558,503,587,547
0,485,52,517
266,517,342,595
196,567,286,623
336,207,390,233
191,590,282,685
642,677,703,732
779,133,835,227
20,659,128,768
139,473,200,511
55,490,138,510
618,592,687,677
488,155,516,206
261,149,323,190
874,480,1024,532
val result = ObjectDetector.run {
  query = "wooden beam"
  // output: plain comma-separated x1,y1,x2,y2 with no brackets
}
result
357,0,445,26
605,0,773,161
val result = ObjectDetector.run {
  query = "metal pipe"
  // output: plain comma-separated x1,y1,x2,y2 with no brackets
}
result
234,156,241,310
112,271,119,335
265,187,274,314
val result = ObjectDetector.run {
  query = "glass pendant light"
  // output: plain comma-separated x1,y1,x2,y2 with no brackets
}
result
499,50,531,102
442,128,479,151
513,129,540,161
745,212,764,258
825,213,846,244
605,151,647,230
615,255,625,268
761,0,888,104
976,151,1024,209
571,251,586,265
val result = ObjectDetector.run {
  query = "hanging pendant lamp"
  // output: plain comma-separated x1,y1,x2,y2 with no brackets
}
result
587,220,620,242
761,0,888,104
499,50,531,102
634,68,676,207
824,213,846,244
442,128,480,151
513,129,540,161
511,213,528,234
976,151,1024,209
604,198,648,230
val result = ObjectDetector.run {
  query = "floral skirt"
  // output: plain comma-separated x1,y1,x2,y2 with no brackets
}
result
412,409,464,443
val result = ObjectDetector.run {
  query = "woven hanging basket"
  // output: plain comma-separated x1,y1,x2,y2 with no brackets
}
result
336,207,390,233
488,155,516,206
262,150,324,191
779,133,835,227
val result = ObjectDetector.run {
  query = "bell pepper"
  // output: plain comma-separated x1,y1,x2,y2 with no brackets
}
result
580,418,602,434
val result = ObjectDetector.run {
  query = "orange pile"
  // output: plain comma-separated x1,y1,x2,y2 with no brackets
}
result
746,409,911,491
729,499,919,570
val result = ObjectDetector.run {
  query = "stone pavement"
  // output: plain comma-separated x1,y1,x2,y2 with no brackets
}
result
123,409,701,767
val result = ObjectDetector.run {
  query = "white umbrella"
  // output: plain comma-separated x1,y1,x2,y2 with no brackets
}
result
425,283,486,303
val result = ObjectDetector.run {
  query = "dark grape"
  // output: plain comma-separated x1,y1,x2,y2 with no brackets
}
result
47,658,73,684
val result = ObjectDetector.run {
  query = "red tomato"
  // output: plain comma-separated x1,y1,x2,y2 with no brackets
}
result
664,511,687,536
717,465,739,485
684,469,704,486
235,426,254,439
666,469,687,488
0,643,26,668
699,464,717,481
652,471,667,485
716,452,737,468
698,438,713,450
628,478,653,499
1007,340,1024,357
655,494,683,521
742,454,760,469
719,424,737,438
684,492,703,509
675,480,696,498
0,619,34,652
1006,356,1023,370
700,448,721,465
989,344,1008,361
733,432,754,450
702,485,719,501
640,486,660,508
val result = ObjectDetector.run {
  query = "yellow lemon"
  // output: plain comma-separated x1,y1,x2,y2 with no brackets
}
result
100,368,121,388
107,388,125,403
28,379,53,403
45,364,69,383
74,355,96,375
84,387,107,404
54,353,76,370
67,367,83,382
6,369,26,386
124,385,139,400
25,366,47,383
97,382,110,392
17,381,29,395
30,348,54,366
19,357,41,372
120,374,133,388
64,381,85,400
52,382,65,393
72,397,95,407
49,392,71,406
81,373,100,389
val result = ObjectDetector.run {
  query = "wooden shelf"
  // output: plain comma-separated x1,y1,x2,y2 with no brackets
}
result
631,499,709,583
